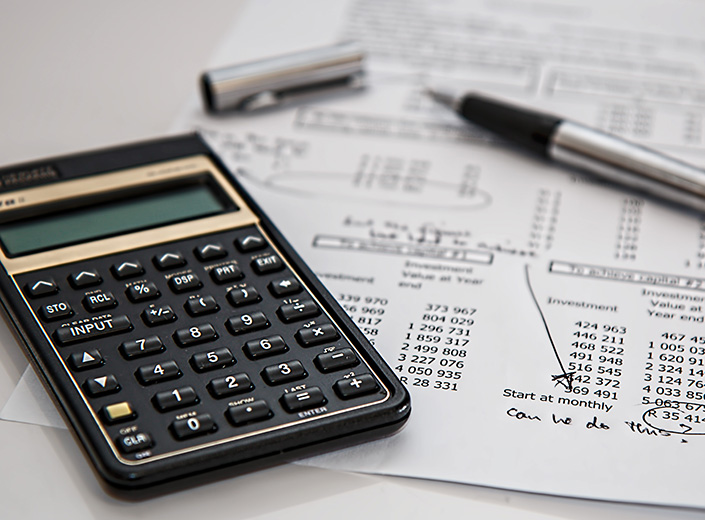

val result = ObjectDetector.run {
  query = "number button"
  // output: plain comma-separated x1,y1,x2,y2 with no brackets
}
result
262,360,307,386
119,336,165,359
171,413,215,440
208,373,253,398
190,347,235,372
153,386,199,412
173,323,218,347
126,282,161,302
226,312,270,335
136,360,181,385
184,295,219,316
227,285,261,307
142,304,177,326
226,400,272,426
243,335,288,359
39,301,74,322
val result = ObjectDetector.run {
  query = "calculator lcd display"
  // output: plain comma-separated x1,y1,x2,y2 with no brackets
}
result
0,182,232,256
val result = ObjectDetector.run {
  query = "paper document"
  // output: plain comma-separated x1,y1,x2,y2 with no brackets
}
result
6,0,705,509
171,0,705,508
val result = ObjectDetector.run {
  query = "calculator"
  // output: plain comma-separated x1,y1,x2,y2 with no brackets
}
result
0,134,410,489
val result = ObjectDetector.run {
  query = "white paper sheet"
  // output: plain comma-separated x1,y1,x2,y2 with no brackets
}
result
1,365,64,429
170,0,705,508
6,0,705,510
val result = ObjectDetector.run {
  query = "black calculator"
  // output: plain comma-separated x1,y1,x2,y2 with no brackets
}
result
0,135,410,489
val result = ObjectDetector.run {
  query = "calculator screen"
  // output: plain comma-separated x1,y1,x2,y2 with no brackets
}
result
0,180,233,257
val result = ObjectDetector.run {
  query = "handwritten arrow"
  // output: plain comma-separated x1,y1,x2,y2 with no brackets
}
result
525,264,573,391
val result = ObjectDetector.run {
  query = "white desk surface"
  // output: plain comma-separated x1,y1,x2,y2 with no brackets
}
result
1,2,703,518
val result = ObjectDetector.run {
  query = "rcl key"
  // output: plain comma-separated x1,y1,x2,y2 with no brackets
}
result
83,291,117,312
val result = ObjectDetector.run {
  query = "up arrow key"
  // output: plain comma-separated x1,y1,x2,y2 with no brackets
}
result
69,349,104,371
154,252,186,270
111,261,144,279
195,243,227,261
69,269,102,288
236,235,266,252
26,279,58,298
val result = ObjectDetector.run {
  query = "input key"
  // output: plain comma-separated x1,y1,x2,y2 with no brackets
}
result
53,315,132,346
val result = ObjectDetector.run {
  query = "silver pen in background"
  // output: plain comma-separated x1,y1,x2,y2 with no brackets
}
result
426,87,705,213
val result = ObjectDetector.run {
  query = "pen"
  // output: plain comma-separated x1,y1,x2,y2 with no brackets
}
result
426,87,705,213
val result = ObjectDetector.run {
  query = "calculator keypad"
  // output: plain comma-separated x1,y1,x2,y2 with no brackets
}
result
17,225,387,462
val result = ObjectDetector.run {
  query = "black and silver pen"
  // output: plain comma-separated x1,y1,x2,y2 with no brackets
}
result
426,87,705,213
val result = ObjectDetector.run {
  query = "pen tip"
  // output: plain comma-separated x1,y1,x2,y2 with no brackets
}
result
423,86,460,110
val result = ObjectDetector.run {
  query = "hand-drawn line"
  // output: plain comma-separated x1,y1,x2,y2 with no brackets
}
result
524,264,574,391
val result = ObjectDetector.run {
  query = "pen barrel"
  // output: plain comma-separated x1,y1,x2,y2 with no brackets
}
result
549,121,705,212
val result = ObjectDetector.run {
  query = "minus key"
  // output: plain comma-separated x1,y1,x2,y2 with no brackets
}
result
314,348,359,373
